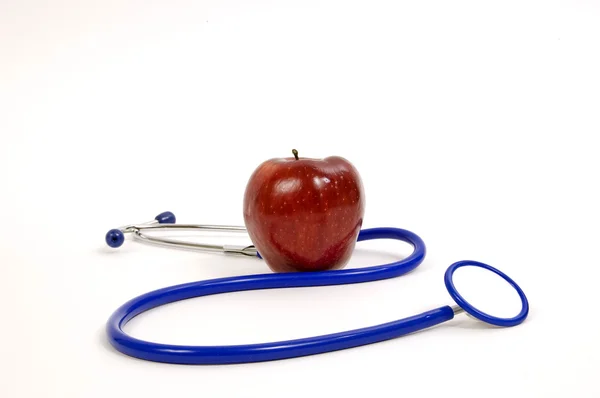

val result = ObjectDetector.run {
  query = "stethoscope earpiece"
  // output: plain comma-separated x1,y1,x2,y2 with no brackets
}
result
105,229,125,248
154,211,176,224
105,211,175,248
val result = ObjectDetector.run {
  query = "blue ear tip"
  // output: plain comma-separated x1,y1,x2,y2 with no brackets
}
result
155,211,176,224
106,229,125,248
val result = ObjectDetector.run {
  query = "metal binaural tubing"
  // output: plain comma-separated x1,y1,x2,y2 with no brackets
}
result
132,229,224,252
124,223,256,256
119,219,159,233
106,212,252,253
132,224,247,233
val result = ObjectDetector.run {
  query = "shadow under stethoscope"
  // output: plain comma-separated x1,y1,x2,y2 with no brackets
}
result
345,247,410,269
447,316,503,330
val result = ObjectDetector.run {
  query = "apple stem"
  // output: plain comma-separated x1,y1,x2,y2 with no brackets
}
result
292,149,299,160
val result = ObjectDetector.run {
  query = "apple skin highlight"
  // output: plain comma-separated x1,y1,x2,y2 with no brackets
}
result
243,152,365,272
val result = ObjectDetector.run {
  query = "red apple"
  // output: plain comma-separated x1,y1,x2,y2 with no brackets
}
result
243,150,365,272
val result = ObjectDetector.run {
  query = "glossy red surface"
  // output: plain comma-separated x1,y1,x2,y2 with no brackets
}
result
243,154,365,272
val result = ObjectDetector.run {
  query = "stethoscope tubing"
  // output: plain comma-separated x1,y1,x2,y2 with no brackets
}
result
106,227,440,365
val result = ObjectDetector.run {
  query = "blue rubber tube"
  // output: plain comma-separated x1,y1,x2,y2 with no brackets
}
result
106,227,455,364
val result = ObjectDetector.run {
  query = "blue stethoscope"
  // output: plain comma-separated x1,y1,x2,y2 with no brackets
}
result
104,211,529,365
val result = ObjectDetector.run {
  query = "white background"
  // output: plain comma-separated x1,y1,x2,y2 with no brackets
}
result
1,1,599,397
